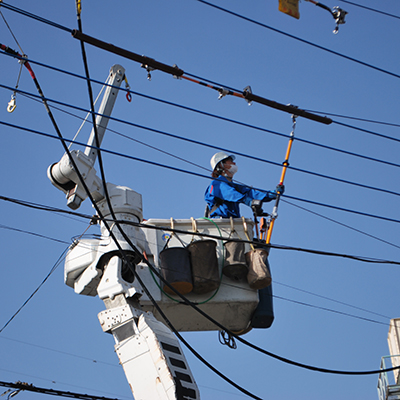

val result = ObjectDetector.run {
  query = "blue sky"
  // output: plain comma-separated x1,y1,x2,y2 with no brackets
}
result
0,1,399,399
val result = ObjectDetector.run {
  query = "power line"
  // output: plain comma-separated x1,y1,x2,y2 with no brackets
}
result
0,380,121,400
305,108,400,128
195,0,400,80
2,82,400,200
0,247,67,334
338,0,400,20
3,191,397,379
282,198,400,250
2,49,399,170
3,118,400,227
1,194,400,268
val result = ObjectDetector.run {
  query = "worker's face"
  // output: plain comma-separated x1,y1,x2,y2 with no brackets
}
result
223,158,236,178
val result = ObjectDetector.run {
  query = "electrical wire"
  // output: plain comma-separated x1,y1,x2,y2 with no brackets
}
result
194,0,400,80
3,82,400,203
1,192,398,380
305,108,400,128
2,2,399,394
282,198,400,250
0,247,68,334
1,194,400,269
2,49,400,167
2,0,399,82
0,381,121,400
338,0,400,20
7,110,400,227
3,117,400,228
0,223,70,245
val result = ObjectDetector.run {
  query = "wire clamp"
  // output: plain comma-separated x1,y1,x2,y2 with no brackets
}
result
172,64,182,80
7,93,16,113
141,63,155,81
218,87,230,100
243,85,253,106
332,6,347,34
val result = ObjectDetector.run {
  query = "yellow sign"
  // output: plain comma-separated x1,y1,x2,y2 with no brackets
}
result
279,0,300,19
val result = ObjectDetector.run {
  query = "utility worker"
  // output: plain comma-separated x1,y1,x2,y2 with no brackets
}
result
205,151,278,218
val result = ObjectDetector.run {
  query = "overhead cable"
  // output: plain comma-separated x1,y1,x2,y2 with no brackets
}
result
2,49,399,159
195,0,400,80
0,1,329,124
282,198,400,250
2,119,400,226
1,195,400,266
69,29,330,125
338,0,400,20
1,191,398,377
0,381,121,400
305,109,400,128
0,248,67,334
0,2,72,32
0,223,70,245
2,80,400,195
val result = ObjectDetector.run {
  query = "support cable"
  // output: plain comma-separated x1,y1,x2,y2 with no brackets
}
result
2,118,400,226
0,248,68,334
338,0,400,20
0,380,121,400
194,0,400,80
2,83,400,199
1,49,399,154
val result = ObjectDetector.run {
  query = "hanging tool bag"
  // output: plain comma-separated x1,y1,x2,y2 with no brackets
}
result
222,218,248,281
245,248,272,290
159,219,193,295
242,217,272,290
187,218,220,294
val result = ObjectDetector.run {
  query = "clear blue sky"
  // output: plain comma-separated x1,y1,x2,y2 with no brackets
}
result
1,1,399,399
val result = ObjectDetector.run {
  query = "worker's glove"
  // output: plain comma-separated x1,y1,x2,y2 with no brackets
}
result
276,184,285,194
251,199,264,216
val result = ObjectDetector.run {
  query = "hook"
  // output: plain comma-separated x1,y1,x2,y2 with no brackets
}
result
191,217,198,233
7,94,16,113
124,76,132,102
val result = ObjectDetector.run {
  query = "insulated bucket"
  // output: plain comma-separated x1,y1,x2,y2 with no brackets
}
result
223,240,248,281
245,248,272,290
187,240,220,294
159,247,193,295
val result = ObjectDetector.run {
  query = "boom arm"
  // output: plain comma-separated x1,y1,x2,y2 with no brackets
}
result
47,64,125,209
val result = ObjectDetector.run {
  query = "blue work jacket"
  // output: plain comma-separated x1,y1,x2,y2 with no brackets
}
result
204,175,276,218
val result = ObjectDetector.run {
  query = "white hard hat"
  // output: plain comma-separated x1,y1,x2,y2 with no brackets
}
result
210,151,235,171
